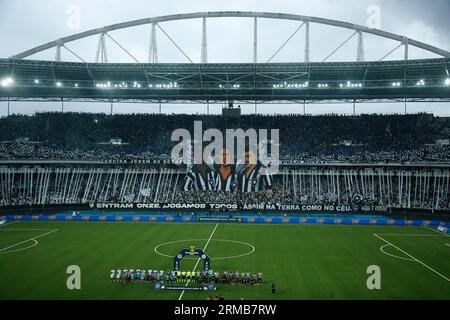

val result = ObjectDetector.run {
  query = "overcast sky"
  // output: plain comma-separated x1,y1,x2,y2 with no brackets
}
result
0,0,449,116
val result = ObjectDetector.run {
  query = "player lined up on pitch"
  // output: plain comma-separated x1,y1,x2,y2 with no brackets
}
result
110,269,264,285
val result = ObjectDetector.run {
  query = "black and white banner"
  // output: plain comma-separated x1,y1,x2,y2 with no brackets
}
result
90,202,359,212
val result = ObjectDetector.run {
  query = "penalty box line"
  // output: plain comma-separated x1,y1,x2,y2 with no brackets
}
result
373,233,450,283
178,223,219,301
0,229,58,253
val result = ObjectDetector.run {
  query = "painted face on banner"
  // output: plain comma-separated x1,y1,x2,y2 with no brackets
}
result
220,148,232,165
245,150,258,166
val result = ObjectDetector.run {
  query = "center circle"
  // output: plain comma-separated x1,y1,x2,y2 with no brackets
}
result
154,239,255,260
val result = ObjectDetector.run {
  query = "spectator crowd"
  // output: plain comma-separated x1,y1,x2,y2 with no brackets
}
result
0,112,449,164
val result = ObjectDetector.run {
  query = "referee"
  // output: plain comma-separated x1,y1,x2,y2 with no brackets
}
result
270,281,276,294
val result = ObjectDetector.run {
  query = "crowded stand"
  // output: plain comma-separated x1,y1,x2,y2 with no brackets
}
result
0,165,449,211
1,112,449,212
0,112,449,163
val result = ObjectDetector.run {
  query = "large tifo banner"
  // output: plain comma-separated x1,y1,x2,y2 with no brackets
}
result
90,202,360,212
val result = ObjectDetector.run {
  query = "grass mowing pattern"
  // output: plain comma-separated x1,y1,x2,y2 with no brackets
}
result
0,221,449,300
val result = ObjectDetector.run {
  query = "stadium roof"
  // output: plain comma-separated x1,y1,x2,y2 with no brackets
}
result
1,58,450,104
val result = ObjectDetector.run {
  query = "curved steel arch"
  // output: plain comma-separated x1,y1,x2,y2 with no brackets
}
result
12,11,450,60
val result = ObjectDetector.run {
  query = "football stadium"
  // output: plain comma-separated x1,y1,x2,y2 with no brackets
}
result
0,1,450,309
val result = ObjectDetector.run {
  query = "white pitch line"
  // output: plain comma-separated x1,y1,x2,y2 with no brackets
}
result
376,233,444,237
0,229,58,231
380,244,415,261
0,229,58,253
373,233,450,282
0,239,38,255
154,238,255,259
178,223,218,300
423,226,450,238
0,221,19,227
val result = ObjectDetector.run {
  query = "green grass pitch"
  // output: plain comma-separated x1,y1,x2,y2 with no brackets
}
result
0,221,449,300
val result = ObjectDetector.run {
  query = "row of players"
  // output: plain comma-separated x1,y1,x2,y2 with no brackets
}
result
110,269,164,282
213,271,264,285
109,269,264,285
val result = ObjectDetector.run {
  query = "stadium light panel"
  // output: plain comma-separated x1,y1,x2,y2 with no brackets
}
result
445,78,450,86
416,79,425,86
74,83,79,87
346,81,363,89
289,82,309,89
34,79,39,84
96,82,113,89
1,77,13,87
345,81,362,88
56,81,62,87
